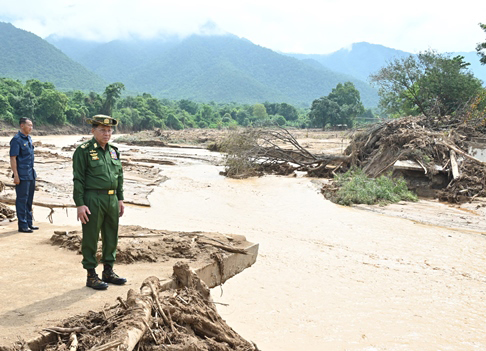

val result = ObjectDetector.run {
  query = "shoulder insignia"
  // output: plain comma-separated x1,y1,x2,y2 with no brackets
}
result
80,143,88,149
110,149,118,160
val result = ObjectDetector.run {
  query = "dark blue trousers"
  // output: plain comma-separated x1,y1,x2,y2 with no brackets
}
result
15,180,35,229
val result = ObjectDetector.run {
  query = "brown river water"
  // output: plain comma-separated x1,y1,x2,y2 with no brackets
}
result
3,135,486,350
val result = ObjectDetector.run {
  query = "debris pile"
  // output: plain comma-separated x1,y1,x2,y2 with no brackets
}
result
10,262,258,351
0,181,15,222
0,202,15,221
220,121,486,202
50,226,247,264
345,116,486,202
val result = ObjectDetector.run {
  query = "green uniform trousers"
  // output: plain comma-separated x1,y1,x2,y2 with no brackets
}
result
81,190,119,270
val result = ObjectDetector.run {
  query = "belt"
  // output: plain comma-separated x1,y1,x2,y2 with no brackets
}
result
86,189,116,195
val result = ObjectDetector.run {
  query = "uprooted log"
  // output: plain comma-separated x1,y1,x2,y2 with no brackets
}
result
17,262,257,351
220,127,351,178
0,197,75,223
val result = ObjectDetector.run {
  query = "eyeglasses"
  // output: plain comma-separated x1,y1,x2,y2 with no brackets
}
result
96,129,113,135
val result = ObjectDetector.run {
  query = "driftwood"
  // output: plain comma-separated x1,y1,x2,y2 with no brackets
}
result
450,150,460,179
0,197,74,209
42,327,87,335
125,158,176,166
343,115,486,202
438,140,486,167
68,333,78,351
222,127,352,178
0,197,75,223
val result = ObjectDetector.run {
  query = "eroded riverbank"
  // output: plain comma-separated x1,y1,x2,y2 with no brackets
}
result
1,134,486,350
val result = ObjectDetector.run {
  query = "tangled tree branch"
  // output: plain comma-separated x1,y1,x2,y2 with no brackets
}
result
220,127,351,178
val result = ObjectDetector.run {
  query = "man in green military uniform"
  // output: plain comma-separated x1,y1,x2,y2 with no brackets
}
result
72,115,127,290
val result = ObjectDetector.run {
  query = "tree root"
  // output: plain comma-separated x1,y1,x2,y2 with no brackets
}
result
23,262,257,351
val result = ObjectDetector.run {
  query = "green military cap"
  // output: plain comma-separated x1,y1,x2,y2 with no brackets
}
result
86,114,118,126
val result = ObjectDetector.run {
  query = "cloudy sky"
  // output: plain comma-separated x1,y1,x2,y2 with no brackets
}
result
1,0,485,54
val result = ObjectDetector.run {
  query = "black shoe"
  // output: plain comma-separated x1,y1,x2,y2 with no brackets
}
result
29,226,39,230
102,268,127,285
86,270,108,290
19,228,33,233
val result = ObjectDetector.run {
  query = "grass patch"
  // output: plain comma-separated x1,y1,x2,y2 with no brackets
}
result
331,168,418,206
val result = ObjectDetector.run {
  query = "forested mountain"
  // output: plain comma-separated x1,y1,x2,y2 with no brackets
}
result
287,43,410,83
47,34,379,107
0,22,106,91
287,42,486,84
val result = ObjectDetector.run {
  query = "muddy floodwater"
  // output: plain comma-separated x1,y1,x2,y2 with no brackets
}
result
1,134,486,350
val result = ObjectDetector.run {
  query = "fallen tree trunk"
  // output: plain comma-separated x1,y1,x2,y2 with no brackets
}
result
221,127,352,178
0,197,75,209
25,262,257,351
0,197,75,223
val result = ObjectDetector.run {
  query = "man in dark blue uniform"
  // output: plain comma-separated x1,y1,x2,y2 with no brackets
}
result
9,117,38,233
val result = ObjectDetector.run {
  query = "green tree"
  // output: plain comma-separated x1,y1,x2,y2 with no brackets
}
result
263,102,279,115
328,82,364,127
166,114,184,130
178,110,195,128
252,103,268,120
66,106,88,125
8,90,36,120
274,114,287,126
84,92,103,117
308,97,342,129
26,79,55,97
222,113,232,124
477,23,486,65
0,78,23,96
179,99,199,115
236,110,249,126
0,95,14,124
370,50,483,117
197,104,214,125
146,97,166,119
101,82,125,116
117,107,135,129
36,89,68,125
278,103,299,121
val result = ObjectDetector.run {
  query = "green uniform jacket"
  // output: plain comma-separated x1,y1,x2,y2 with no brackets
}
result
72,138,124,206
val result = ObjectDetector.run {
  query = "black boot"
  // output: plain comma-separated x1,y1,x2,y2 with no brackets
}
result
86,268,108,290
102,264,127,285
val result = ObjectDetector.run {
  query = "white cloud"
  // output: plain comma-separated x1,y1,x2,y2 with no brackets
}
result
0,0,485,54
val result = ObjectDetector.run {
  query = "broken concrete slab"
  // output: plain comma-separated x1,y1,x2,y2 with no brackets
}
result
0,221,258,345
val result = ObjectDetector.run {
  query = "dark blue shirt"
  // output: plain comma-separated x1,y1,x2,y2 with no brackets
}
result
10,131,36,180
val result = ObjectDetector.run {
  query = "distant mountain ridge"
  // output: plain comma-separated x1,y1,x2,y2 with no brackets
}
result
286,43,410,82
47,34,379,106
286,42,486,84
0,22,106,91
6,20,482,108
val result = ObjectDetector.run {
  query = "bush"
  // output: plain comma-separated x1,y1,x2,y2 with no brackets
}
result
333,168,418,206
220,129,261,178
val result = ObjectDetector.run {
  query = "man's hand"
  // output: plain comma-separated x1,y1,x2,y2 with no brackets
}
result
119,200,125,217
13,175,20,185
77,205,91,224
